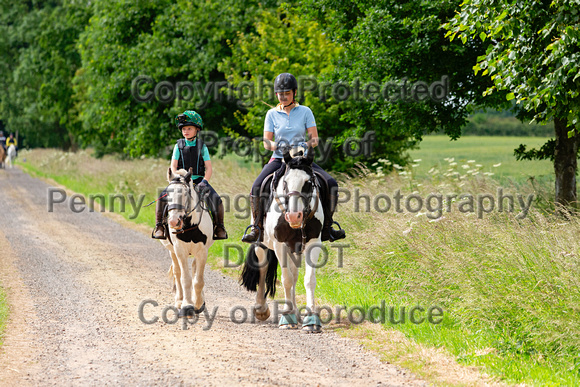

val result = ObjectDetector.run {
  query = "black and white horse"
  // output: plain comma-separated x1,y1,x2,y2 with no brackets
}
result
160,168,213,317
241,148,325,333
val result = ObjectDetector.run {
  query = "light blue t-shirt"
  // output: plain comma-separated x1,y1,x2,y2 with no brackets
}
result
172,138,210,180
264,104,316,159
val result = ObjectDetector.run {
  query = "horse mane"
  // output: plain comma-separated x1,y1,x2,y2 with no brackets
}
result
272,156,313,192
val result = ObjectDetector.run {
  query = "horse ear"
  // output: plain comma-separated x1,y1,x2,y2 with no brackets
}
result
283,147,292,164
184,167,193,182
167,167,173,183
306,146,314,164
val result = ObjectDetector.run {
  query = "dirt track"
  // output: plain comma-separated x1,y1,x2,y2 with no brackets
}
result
0,168,427,386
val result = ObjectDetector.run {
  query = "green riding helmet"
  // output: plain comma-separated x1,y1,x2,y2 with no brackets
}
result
175,110,203,130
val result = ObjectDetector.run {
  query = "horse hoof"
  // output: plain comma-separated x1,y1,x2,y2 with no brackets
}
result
302,314,322,333
279,323,298,330
254,307,270,321
278,313,298,329
179,305,196,318
302,324,322,334
194,302,206,314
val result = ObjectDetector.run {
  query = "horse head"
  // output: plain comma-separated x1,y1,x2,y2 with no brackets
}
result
165,167,199,230
279,146,317,229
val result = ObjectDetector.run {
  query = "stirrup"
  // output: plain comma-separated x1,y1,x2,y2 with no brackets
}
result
241,224,262,243
213,224,228,240
151,224,167,240
328,221,345,242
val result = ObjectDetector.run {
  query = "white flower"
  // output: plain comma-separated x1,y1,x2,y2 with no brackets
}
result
449,162,457,166
413,159,422,162
467,160,475,163
493,163,501,167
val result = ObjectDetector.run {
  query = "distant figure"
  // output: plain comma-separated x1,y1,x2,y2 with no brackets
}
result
5,133,17,157
0,131,6,153
6,144,15,168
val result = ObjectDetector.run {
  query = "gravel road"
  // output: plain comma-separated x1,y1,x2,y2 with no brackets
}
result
0,168,427,386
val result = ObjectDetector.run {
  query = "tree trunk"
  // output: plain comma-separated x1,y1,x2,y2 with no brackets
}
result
553,117,578,208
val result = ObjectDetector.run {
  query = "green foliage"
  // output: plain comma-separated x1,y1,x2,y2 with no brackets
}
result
300,0,512,167
219,6,348,167
444,0,580,128
75,0,279,157
0,0,90,149
463,112,554,137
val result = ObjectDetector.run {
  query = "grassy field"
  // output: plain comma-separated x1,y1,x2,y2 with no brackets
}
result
13,136,580,385
409,135,554,183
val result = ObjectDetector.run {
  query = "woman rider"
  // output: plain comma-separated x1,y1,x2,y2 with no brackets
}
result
242,73,346,243
152,110,228,240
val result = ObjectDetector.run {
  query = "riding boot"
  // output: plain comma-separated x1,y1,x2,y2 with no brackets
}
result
152,198,167,239
241,195,263,243
213,201,228,240
321,191,345,242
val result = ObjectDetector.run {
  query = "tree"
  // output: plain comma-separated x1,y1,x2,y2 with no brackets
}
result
0,0,89,149
300,0,510,169
75,0,281,157
444,0,580,207
219,6,348,168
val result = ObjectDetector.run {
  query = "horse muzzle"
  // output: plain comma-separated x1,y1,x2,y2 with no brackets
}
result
168,215,182,229
285,212,303,229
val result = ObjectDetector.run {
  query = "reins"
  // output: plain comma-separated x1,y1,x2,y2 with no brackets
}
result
273,164,320,253
165,179,206,235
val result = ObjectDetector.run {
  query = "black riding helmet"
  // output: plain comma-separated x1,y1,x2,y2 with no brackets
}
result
274,73,298,93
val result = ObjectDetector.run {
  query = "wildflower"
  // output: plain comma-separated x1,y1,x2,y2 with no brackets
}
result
493,163,501,167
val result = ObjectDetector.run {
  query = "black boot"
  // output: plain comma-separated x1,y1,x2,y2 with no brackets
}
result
321,190,345,242
241,195,263,243
213,201,228,240
152,197,167,239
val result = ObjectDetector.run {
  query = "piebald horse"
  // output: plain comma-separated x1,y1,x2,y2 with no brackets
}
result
160,168,213,317
241,147,325,333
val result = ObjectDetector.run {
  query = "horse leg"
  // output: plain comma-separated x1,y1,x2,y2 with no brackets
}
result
302,243,322,333
191,250,207,313
169,250,183,309
173,244,195,317
276,243,298,329
253,246,270,321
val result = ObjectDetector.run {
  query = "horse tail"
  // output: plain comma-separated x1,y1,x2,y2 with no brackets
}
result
240,247,278,298
265,249,278,298
240,247,260,292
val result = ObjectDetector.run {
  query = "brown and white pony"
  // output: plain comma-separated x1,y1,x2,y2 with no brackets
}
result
159,168,214,317
241,147,325,333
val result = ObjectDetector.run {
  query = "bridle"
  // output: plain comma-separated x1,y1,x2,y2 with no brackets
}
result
166,178,205,234
273,164,320,252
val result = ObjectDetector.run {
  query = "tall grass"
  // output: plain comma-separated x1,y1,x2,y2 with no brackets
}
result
16,138,580,384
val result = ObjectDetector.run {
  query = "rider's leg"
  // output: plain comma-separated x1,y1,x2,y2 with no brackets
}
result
198,180,228,240
313,163,346,242
152,191,167,239
242,159,282,243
